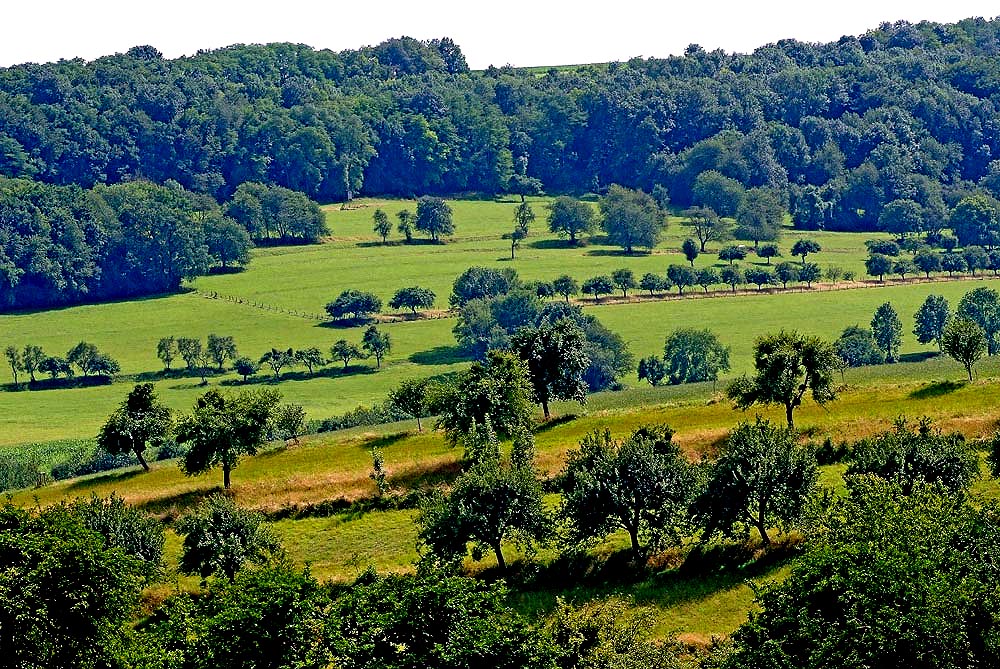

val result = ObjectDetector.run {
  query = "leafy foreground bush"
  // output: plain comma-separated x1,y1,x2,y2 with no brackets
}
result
725,477,1000,669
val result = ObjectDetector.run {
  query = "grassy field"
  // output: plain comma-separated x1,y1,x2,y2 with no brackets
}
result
0,195,951,447
15,371,1000,639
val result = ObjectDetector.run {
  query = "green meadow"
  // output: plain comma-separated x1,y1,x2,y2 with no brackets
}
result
0,196,996,446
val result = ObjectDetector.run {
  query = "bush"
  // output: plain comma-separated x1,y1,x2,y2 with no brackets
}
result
309,402,413,433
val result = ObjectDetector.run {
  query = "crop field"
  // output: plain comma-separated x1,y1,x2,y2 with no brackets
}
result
1,196,997,447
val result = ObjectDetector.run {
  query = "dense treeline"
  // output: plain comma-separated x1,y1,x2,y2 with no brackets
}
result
0,177,324,310
3,21,1000,222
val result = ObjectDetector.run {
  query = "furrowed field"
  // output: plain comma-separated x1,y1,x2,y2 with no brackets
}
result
2,197,997,446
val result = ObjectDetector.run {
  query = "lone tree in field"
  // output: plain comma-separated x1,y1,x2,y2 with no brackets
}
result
582,275,614,301
599,185,664,254
418,422,549,571
942,318,988,381
206,334,237,371
640,272,664,296
389,286,435,315
694,417,818,546
373,208,392,243
791,239,821,263
97,383,172,471
513,201,534,236
294,347,325,374
727,331,838,429
757,243,780,265
157,336,178,371
559,425,698,557
553,275,579,302
396,209,414,243
662,328,731,386
913,294,950,350
510,319,589,418
610,268,636,298
871,302,903,362
177,494,283,581
957,286,1000,355
331,339,366,371
718,245,747,265
865,254,893,282
325,289,382,321
415,196,454,242
667,264,696,295
721,265,744,292
176,388,281,489
683,206,730,252
682,238,699,266
259,348,294,379
233,357,258,382
547,196,595,245
388,377,431,431
362,325,391,368
432,350,535,445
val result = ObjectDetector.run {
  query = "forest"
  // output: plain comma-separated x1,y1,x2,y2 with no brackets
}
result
4,19,1000,309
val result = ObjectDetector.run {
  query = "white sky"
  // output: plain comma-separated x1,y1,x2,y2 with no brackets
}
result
2,1,998,69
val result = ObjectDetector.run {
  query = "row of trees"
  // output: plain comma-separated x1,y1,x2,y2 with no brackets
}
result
4,341,118,387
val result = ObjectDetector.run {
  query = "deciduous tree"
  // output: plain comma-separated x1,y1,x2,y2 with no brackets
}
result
97,383,172,471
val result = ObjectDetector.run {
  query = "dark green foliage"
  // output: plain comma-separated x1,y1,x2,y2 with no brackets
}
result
756,243,780,264
599,185,663,254
745,266,777,291
388,377,431,431
957,286,1000,354
325,289,382,321
143,563,332,669
942,317,988,380
66,340,119,378
878,198,924,236
941,253,967,276
790,239,821,262
865,253,892,281
721,265,744,291
727,330,838,429
373,208,392,242
176,388,281,488
662,328,731,385
331,339,366,370
559,425,698,555
639,272,664,295
865,239,900,257
389,285,436,313
718,245,747,264
847,418,979,495
913,294,951,349
735,189,783,248
293,347,325,374
696,267,719,291
97,383,172,471
610,268,636,297
798,262,821,286
892,258,916,279
260,347,295,379
964,245,989,276
950,193,1000,247
914,248,942,277
0,499,154,669
553,274,579,301
681,238,699,266
450,266,518,307
666,264,696,294
206,333,237,370
415,195,454,241
362,325,391,368
694,418,818,545
692,170,744,217
205,214,253,268
225,182,326,243
637,355,667,386
418,420,550,570
727,478,1000,669
331,570,555,669
582,275,614,300
547,196,595,245
233,356,259,382
176,494,284,581
683,206,730,251
834,325,885,367
510,319,590,418
774,261,798,288
871,302,903,362
536,302,633,392
432,350,535,444
67,494,165,580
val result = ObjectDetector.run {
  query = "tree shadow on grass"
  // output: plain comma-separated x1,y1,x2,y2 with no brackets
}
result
65,466,148,491
138,487,224,520
360,432,410,451
909,379,967,400
317,317,377,330
529,238,582,250
532,414,578,434
899,351,940,364
409,345,470,366
219,365,376,387
585,248,652,257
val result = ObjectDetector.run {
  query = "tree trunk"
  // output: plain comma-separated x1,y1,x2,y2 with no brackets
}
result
136,449,150,472
785,403,795,430
967,364,974,382
542,398,550,419
223,463,231,489
627,526,641,558
416,415,422,432
757,505,771,546
493,543,507,571
511,242,515,260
